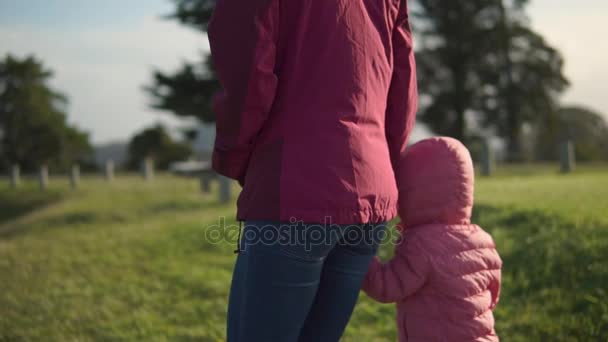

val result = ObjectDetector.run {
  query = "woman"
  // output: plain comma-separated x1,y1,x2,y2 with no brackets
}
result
208,0,417,340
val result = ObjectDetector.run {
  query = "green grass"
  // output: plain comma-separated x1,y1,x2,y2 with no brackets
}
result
0,166,607,341
474,172,608,340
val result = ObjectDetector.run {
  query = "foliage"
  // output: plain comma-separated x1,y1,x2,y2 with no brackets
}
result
149,0,570,164
166,0,216,31
145,0,218,123
412,0,569,160
1,167,607,341
127,124,193,170
558,106,608,161
146,59,219,123
0,54,92,172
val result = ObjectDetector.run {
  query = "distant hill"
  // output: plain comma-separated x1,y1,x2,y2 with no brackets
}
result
93,142,128,169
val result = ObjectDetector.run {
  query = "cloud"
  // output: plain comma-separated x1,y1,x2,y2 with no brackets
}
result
0,15,205,143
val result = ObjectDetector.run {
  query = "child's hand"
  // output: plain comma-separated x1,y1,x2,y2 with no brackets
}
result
362,256,382,294
367,255,382,272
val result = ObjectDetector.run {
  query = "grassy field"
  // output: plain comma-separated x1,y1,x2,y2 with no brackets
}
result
1,165,607,341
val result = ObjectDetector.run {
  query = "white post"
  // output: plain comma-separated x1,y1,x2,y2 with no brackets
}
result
70,165,80,189
39,165,49,190
200,171,212,193
218,175,231,204
142,158,154,181
105,160,115,182
10,164,20,188
560,141,575,173
481,140,495,177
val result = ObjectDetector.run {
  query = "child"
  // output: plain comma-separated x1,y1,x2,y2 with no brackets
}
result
363,137,502,341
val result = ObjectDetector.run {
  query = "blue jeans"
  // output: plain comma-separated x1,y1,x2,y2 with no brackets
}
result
226,220,386,342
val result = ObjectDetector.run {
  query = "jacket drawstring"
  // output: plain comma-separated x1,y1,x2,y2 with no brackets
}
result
234,221,243,254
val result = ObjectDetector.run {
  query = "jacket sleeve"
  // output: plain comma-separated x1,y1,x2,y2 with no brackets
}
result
386,0,418,178
489,269,501,309
489,253,502,310
208,0,279,182
362,240,428,303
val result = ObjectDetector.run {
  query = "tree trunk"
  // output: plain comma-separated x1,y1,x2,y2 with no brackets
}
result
454,108,466,143
452,59,467,143
506,116,521,162
499,0,521,162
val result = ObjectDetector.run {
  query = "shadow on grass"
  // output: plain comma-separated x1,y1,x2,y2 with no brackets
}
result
0,189,62,225
0,191,234,240
472,204,608,340
144,197,233,214
0,209,132,240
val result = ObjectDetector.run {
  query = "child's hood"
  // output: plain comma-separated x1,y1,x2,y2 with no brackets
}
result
398,137,475,227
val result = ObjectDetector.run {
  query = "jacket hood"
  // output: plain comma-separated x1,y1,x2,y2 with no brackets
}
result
398,137,474,227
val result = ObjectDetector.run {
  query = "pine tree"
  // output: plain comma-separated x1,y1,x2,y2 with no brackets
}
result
145,0,218,123
413,0,569,160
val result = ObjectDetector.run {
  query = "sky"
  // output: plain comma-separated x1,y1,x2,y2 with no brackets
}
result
0,0,607,144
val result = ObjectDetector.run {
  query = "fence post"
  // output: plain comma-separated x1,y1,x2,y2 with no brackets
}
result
10,164,20,188
105,160,114,182
70,165,80,189
481,140,495,177
218,175,231,204
142,158,154,181
39,165,49,190
560,140,575,173
200,172,212,193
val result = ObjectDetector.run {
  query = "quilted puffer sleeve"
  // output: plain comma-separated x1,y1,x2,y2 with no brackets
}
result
385,0,418,178
489,269,501,309
208,0,279,183
488,250,502,309
362,238,428,303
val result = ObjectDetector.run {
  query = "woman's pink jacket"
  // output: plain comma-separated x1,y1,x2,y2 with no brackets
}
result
208,0,417,224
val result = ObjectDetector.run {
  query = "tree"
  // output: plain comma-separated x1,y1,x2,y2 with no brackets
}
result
146,59,219,123
535,106,608,162
412,0,569,160
151,0,569,163
127,124,193,170
0,54,92,172
145,0,219,123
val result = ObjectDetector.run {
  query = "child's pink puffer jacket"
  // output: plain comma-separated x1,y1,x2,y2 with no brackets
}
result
363,137,502,342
